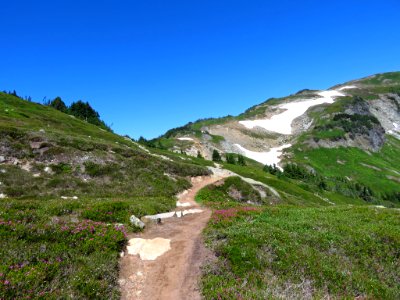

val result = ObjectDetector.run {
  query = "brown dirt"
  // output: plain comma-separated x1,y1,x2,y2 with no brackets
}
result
119,175,223,300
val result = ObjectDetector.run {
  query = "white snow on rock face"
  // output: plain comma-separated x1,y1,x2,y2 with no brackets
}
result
177,137,194,141
127,238,171,260
338,85,357,91
235,144,292,168
239,89,345,135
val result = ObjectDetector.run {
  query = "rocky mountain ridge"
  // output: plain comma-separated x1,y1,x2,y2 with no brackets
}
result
154,72,400,166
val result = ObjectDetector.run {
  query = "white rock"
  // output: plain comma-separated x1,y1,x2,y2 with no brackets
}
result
130,215,145,229
61,196,78,200
143,211,176,220
0,193,7,199
176,201,191,207
0,156,5,163
182,208,203,216
127,238,171,260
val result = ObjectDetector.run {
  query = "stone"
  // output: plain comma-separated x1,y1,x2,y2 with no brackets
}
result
0,156,5,163
126,238,171,260
130,215,145,229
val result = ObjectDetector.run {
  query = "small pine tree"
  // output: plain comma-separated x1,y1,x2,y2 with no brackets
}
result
263,164,281,176
138,136,147,144
49,97,68,113
225,153,236,164
197,151,203,159
237,154,246,166
212,149,222,162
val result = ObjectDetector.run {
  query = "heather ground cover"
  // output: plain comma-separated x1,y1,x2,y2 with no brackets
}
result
198,178,400,299
0,196,177,299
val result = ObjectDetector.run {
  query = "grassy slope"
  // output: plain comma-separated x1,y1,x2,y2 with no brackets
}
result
201,203,400,299
290,72,400,196
195,167,399,299
222,163,366,206
292,137,400,194
0,93,213,298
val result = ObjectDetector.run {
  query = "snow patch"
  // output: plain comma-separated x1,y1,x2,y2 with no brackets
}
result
239,90,345,135
338,85,357,91
177,137,194,141
234,144,291,168
127,238,171,260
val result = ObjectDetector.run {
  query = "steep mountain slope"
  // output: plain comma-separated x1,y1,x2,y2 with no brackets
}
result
153,72,400,198
0,92,211,199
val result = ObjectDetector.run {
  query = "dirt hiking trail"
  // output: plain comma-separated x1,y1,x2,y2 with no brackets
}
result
119,175,223,300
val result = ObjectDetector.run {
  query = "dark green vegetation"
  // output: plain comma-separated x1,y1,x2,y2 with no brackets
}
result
45,95,111,131
212,149,222,162
225,153,246,166
0,92,212,298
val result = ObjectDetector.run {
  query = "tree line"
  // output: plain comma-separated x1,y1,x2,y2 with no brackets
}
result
45,97,112,132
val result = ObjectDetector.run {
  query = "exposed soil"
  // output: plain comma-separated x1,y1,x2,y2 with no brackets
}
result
119,175,223,300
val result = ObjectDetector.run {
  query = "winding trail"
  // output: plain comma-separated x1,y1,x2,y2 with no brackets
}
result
119,175,224,300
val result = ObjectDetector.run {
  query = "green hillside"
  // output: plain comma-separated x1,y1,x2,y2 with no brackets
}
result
1,71,400,299
0,92,212,299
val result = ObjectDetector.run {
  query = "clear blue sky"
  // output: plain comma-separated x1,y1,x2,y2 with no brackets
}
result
1,1,399,139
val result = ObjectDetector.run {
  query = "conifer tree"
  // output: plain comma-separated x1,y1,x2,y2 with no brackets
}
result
237,154,246,166
226,153,236,164
49,97,68,112
212,149,222,162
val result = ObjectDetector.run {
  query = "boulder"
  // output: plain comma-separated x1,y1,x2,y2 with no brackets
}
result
130,215,145,229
